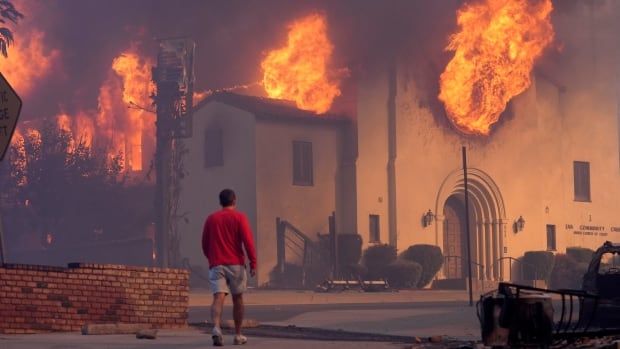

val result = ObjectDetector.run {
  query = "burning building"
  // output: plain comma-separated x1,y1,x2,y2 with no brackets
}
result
174,1,620,287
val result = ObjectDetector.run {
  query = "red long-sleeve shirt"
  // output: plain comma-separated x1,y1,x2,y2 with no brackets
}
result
201,208,257,270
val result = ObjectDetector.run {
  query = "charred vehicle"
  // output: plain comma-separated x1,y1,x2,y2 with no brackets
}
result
580,241,620,328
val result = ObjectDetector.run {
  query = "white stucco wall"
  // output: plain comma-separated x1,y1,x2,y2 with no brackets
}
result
355,70,391,247
255,120,341,285
177,102,257,275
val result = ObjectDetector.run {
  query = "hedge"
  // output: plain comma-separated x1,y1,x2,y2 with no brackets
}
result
363,244,397,280
338,234,363,267
522,251,555,281
384,260,422,288
400,244,444,288
566,247,594,264
549,254,588,290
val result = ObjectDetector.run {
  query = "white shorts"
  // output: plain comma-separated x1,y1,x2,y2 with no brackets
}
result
209,265,247,295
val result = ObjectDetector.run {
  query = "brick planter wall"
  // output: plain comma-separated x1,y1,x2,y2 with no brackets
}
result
0,263,189,334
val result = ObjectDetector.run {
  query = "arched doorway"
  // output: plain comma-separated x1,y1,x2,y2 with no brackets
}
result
443,195,469,278
435,168,507,281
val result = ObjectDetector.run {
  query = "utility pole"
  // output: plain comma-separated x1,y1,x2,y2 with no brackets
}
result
462,146,474,306
152,38,195,268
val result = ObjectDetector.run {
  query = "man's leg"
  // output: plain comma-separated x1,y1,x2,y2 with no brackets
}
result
211,292,226,329
232,293,244,335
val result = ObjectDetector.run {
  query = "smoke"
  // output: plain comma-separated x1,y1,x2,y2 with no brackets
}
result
2,0,618,124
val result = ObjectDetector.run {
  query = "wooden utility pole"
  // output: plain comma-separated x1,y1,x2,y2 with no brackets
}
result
152,38,195,268
462,146,474,306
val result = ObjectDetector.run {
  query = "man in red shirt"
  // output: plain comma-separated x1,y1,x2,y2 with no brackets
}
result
202,189,257,346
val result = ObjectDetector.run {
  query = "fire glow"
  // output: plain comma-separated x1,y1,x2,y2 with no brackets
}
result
438,0,554,136
13,49,154,173
261,13,341,114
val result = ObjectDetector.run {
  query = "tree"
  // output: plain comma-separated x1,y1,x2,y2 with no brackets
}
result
0,0,23,57
0,121,154,253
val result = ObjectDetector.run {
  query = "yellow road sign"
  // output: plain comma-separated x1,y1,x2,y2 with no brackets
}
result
0,72,22,161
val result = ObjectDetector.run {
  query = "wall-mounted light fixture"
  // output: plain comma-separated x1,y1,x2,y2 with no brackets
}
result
514,215,525,233
422,209,435,228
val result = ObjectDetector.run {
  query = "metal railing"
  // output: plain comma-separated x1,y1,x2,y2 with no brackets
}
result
276,218,318,287
493,256,539,282
443,255,485,279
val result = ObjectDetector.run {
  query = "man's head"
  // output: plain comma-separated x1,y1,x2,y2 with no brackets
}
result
219,189,236,208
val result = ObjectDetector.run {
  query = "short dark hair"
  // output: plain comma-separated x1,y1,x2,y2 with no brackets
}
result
219,189,236,207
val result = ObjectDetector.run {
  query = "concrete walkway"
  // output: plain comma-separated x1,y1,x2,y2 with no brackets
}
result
0,289,481,348
0,329,402,349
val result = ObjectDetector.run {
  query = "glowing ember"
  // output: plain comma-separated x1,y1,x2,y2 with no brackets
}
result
438,0,554,136
261,13,341,114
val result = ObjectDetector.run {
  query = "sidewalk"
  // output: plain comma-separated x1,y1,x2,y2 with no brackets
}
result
0,329,402,349
190,288,472,306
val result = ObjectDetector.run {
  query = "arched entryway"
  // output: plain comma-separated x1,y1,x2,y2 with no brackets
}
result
435,168,507,281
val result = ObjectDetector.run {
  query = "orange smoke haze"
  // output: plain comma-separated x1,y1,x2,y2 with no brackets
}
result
261,13,342,114
438,0,554,136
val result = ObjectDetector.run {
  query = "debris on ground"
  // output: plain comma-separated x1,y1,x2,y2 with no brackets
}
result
135,329,158,340
81,323,151,335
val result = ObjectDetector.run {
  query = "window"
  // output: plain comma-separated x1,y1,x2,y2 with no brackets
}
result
293,141,313,186
369,214,380,243
205,126,223,167
546,224,556,251
573,161,591,202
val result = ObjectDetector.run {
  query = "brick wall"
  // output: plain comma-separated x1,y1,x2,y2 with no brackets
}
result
0,263,189,334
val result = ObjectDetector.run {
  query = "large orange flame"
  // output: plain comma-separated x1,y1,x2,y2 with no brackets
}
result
438,0,554,136
98,50,155,171
261,13,341,114
0,0,59,97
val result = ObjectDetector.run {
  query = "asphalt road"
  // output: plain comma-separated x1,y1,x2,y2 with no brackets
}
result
189,300,468,323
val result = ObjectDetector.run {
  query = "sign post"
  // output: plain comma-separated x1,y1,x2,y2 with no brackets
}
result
0,72,22,264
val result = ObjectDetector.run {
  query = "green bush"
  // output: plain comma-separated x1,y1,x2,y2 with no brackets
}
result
566,247,594,264
384,260,422,289
549,254,588,290
363,244,397,280
338,234,363,267
400,244,444,288
522,251,555,281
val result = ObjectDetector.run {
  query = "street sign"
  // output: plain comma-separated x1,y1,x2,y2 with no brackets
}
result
0,72,22,161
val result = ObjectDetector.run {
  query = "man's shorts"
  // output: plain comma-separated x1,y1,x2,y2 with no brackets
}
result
209,265,247,295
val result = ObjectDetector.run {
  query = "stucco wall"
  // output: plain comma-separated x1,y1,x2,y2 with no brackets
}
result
255,120,341,285
355,70,391,247
177,102,257,276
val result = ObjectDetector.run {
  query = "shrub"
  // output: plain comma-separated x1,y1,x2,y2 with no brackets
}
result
400,244,444,288
340,263,367,280
566,247,594,264
338,234,363,267
384,260,422,289
549,254,588,290
269,263,303,288
363,244,397,279
522,251,555,281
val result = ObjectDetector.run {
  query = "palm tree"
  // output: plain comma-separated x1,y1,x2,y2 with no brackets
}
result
0,0,22,57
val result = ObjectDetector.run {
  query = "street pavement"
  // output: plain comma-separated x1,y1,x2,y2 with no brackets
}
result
0,289,482,348
0,329,402,349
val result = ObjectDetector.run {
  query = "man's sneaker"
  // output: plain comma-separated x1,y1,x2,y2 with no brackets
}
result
212,327,223,347
233,334,247,345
